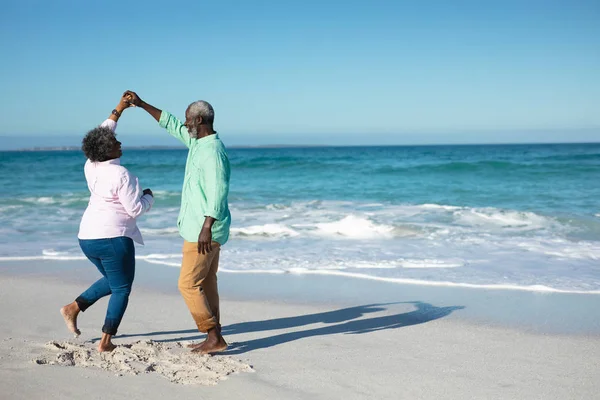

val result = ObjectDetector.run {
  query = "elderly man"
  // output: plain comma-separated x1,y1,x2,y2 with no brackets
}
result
123,90,230,354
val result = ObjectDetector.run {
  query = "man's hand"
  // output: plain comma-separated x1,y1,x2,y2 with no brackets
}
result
198,216,216,254
142,188,153,197
123,90,162,122
123,90,143,107
197,226,213,255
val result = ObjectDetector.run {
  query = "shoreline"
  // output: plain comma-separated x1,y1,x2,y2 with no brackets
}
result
2,259,600,336
4,254,600,296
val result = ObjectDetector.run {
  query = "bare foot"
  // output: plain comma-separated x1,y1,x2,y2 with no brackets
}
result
186,341,205,349
98,341,116,352
187,324,219,349
60,302,81,337
191,337,227,354
191,329,227,354
98,333,116,352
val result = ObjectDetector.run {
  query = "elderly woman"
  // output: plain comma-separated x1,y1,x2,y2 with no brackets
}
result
60,98,154,352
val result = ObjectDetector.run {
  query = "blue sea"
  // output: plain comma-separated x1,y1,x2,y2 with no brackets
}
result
1,144,600,293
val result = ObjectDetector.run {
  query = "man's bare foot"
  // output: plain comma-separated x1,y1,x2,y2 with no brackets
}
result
98,333,116,352
186,324,219,349
60,302,81,337
186,339,206,349
191,328,227,354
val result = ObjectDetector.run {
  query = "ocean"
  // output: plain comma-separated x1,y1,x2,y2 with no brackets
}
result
1,143,599,294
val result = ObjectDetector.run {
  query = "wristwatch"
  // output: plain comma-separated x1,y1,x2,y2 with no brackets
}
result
112,109,121,117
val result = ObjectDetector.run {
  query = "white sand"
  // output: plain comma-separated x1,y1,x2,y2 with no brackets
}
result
34,340,253,385
1,266,600,399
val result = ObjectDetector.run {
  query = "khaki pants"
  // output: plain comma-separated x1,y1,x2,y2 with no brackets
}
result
178,240,221,332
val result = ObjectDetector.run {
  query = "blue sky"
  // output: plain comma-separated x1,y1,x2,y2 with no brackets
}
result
0,0,598,148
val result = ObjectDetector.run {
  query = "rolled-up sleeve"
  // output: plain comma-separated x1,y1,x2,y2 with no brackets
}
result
159,111,192,148
100,119,117,132
202,152,229,221
117,170,154,218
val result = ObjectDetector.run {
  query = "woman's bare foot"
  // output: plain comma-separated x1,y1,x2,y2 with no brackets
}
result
191,328,227,354
98,342,116,352
60,302,81,337
98,333,116,352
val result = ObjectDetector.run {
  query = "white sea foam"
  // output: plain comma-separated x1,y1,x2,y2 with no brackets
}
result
0,205,24,212
516,240,600,260
22,197,49,204
0,253,184,263
265,203,290,211
398,259,464,269
229,216,417,240
20,195,89,206
418,204,462,211
315,215,394,239
340,262,397,270
234,202,560,238
231,224,299,237
220,268,287,274
140,227,180,235
142,253,181,259
150,190,180,196
142,259,181,268
0,255,87,261
322,259,464,270
453,208,552,231
42,249,72,257
359,203,385,208
2,199,599,294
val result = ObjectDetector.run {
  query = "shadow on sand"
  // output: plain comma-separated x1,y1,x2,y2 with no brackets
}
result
105,301,463,355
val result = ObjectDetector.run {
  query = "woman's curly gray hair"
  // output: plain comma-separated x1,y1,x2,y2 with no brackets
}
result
82,126,116,162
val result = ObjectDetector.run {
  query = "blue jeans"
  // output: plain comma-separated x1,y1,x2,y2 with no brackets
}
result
76,237,135,335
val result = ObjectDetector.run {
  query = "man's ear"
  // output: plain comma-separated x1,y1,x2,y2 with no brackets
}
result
197,116,203,125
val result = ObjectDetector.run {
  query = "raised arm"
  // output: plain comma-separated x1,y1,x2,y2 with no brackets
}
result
123,90,162,122
99,96,132,131
109,96,132,123
122,90,192,148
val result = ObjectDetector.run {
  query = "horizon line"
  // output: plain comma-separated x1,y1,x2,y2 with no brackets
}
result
3,141,600,152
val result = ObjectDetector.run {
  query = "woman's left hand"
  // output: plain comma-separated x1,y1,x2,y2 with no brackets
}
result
118,97,132,111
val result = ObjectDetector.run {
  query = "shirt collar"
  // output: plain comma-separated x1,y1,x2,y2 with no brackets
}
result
195,133,219,146
97,158,121,165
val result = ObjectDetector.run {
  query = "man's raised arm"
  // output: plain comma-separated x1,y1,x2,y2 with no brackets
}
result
122,90,162,122
122,90,192,148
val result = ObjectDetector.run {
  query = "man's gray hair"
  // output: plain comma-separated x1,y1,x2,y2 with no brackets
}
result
188,100,215,124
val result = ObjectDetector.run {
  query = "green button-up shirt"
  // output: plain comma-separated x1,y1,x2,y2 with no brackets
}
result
159,111,231,245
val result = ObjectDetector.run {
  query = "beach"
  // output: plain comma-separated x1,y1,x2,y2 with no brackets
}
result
1,259,599,400
2,0,599,396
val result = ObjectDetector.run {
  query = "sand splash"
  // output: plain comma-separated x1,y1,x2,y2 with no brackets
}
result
34,340,253,385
